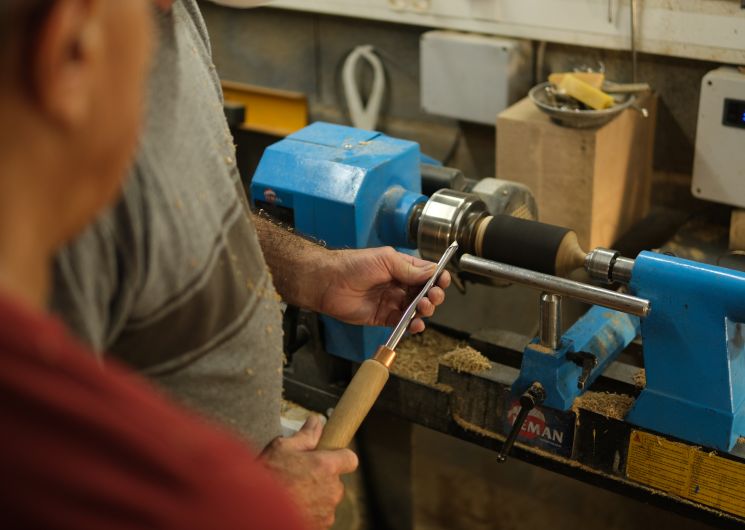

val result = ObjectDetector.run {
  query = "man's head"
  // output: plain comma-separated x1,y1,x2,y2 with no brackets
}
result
0,0,153,247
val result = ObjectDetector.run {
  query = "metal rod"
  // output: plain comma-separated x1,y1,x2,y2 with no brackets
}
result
460,254,650,317
385,241,458,350
539,293,562,350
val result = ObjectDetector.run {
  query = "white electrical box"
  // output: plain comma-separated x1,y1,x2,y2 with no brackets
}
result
420,31,530,126
692,67,745,208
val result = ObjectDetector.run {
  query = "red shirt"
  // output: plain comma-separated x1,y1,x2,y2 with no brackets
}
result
0,292,307,530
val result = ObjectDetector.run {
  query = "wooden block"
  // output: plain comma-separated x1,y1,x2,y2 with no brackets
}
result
730,209,745,250
496,93,657,250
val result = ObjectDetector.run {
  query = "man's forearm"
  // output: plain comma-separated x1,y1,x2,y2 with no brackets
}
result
252,213,332,309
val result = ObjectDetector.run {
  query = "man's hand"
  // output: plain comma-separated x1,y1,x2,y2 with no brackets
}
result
260,415,359,530
317,247,451,333
253,215,451,330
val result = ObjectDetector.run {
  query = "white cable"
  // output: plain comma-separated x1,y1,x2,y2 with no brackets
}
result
342,45,385,131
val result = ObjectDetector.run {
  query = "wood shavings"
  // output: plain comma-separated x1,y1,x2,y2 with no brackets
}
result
573,391,635,420
632,368,646,388
441,346,491,374
391,329,461,386
452,412,504,441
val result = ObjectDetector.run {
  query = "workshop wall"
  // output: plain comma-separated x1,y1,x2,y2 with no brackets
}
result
203,4,495,180
200,2,718,209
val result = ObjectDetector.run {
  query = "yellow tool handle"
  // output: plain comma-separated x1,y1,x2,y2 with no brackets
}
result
317,357,390,450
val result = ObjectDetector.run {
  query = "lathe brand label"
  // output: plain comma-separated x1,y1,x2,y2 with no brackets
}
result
627,430,745,519
503,397,575,457
263,188,279,204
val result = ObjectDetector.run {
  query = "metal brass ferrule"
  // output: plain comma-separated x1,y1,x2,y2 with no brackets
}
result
373,346,397,369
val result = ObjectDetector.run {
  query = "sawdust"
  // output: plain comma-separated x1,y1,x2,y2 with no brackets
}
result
527,343,554,354
633,368,646,388
441,346,491,374
391,329,462,386
452,412,506,441
572,391,635,420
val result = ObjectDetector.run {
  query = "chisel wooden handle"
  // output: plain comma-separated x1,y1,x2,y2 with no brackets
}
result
317,349,394,450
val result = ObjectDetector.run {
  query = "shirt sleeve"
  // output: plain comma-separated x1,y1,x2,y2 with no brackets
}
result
0,306,308,530
51,177,145,353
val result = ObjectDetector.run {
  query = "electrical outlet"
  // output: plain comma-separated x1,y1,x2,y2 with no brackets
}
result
420,31,532,125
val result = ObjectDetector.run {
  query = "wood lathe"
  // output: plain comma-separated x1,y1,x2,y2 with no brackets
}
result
250,122,745,529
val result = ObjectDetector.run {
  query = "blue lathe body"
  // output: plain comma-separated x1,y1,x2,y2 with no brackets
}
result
507,250,745,453
628,251,745,451
250,122,427,361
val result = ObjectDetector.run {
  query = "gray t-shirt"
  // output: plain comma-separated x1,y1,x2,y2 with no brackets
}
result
51,0,283,449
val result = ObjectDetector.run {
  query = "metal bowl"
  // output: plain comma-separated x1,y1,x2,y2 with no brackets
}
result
529,82,636,129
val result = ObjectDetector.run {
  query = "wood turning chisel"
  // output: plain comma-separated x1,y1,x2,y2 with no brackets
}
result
317,241,459,450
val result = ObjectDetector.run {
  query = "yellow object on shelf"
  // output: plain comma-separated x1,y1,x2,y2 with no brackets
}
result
221,80,308,137
548,71,605,90
558,73,614,110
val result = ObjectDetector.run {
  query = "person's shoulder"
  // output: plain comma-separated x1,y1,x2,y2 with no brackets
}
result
175,0,213,54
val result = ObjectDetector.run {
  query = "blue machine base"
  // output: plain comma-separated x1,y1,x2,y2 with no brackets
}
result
628,389,745,451
628,251,745,452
